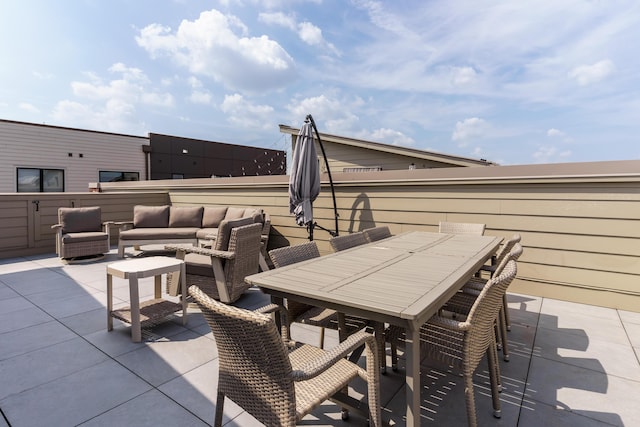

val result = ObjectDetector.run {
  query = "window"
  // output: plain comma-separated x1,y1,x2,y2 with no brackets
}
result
17,168,64,192
99,171,140,182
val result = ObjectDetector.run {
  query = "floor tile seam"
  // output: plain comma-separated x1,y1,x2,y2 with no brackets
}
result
618,310,640,367
518,398,622,427
0,407,9,426
516,296,543,427
531,349,640,384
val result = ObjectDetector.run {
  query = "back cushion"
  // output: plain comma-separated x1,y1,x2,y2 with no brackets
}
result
169,206,203,227
133,205,170,228
245,208,264,224
224,207,246,220
202,206,228,228
215,217,253,251
59,207,102,233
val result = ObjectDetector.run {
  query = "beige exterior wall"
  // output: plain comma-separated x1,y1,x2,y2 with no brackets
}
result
0,120,148,192
312,140,464,172
1,160,639,312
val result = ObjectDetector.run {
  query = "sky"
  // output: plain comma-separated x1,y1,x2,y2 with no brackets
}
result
1,0,639,166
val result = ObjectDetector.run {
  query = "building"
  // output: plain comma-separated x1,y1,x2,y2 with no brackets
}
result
279,124,496,173
0,119,285,192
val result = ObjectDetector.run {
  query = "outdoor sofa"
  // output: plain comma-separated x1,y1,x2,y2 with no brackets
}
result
116,205,270,258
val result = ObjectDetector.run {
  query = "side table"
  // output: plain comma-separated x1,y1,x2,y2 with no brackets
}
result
107,256,187,342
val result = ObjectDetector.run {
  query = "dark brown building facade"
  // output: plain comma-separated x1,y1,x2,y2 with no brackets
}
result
149,133,286,179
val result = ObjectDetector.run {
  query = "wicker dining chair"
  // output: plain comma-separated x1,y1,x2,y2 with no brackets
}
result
387,261,518,427
188,285,382,427
448,243,524,361
166,221,262,303
329,232,368,252
363,226,392,243
477,234,521,331
268,242,370,348
439,221,486,235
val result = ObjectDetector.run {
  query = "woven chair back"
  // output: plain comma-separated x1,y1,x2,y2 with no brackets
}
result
439,221,486,235
188,285,297,425
329,232,367,252
363,226,392,243
464,260,517,368
223,222,263,294
269,242,321,320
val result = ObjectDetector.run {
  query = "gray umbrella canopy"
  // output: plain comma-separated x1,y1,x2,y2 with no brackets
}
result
289,120,321,228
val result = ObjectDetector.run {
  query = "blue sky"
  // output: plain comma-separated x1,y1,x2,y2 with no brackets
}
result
1,0,639,165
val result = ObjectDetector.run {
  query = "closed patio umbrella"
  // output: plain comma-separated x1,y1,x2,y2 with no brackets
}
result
289,115,338,240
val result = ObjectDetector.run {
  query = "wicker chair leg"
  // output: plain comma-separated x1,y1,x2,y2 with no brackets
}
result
487,345,502,418
489,335,503,393
215,391,225,427
503,293,512,331
319,327,326,348
499,308,510,361
463,372,478,427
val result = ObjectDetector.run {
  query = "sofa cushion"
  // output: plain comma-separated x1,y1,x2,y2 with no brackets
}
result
215,217,253,251
169,206,203,227
59,207,102,233
224,207,246,220
119,227,199,240
133,205,170,228
202,206,228,228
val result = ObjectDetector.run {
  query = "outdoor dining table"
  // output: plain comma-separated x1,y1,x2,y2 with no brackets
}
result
245,231,502,426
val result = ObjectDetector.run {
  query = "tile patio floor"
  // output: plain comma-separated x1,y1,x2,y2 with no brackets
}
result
1,249,639,426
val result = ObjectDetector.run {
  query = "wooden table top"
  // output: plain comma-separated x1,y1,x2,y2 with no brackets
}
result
246,231,502,327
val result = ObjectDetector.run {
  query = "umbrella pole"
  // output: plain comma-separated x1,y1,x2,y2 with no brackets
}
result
307,114,339,237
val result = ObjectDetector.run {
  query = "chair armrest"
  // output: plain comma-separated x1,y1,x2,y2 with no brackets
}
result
51,224,62,230
165,244,236,260
427,315,471,331
113,221,134,231
291,330,376,381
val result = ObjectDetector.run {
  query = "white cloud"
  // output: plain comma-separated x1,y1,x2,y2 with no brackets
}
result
368,128,415,146
258,12,297,31
287,94,363,133
189,91,212,104
136,9,297,93
50,63,174,134
19,103,40,113
547,128,565,137
221,93,274,129
533,145,572,163
451,117,488,145
568,59,615,86
451,66,477,86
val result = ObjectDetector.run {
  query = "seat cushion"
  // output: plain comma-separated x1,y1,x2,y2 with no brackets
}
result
196,228,219,240
169,206,203,227
184,253,214,277
133,205,170,228
119,227,199,240
62,231,109,243
59,207,102,233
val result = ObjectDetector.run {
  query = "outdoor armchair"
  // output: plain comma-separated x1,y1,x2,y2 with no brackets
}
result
52,206,111,260
166,221,262,303
188,284,382,427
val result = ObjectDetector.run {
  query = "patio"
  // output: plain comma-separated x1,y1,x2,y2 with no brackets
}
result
1,249,639,426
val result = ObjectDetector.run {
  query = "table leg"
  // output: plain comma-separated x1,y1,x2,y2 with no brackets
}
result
129,276,141,342
180,263,187,326
405,323,421,426
154,274,162,299
107,273,113,331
